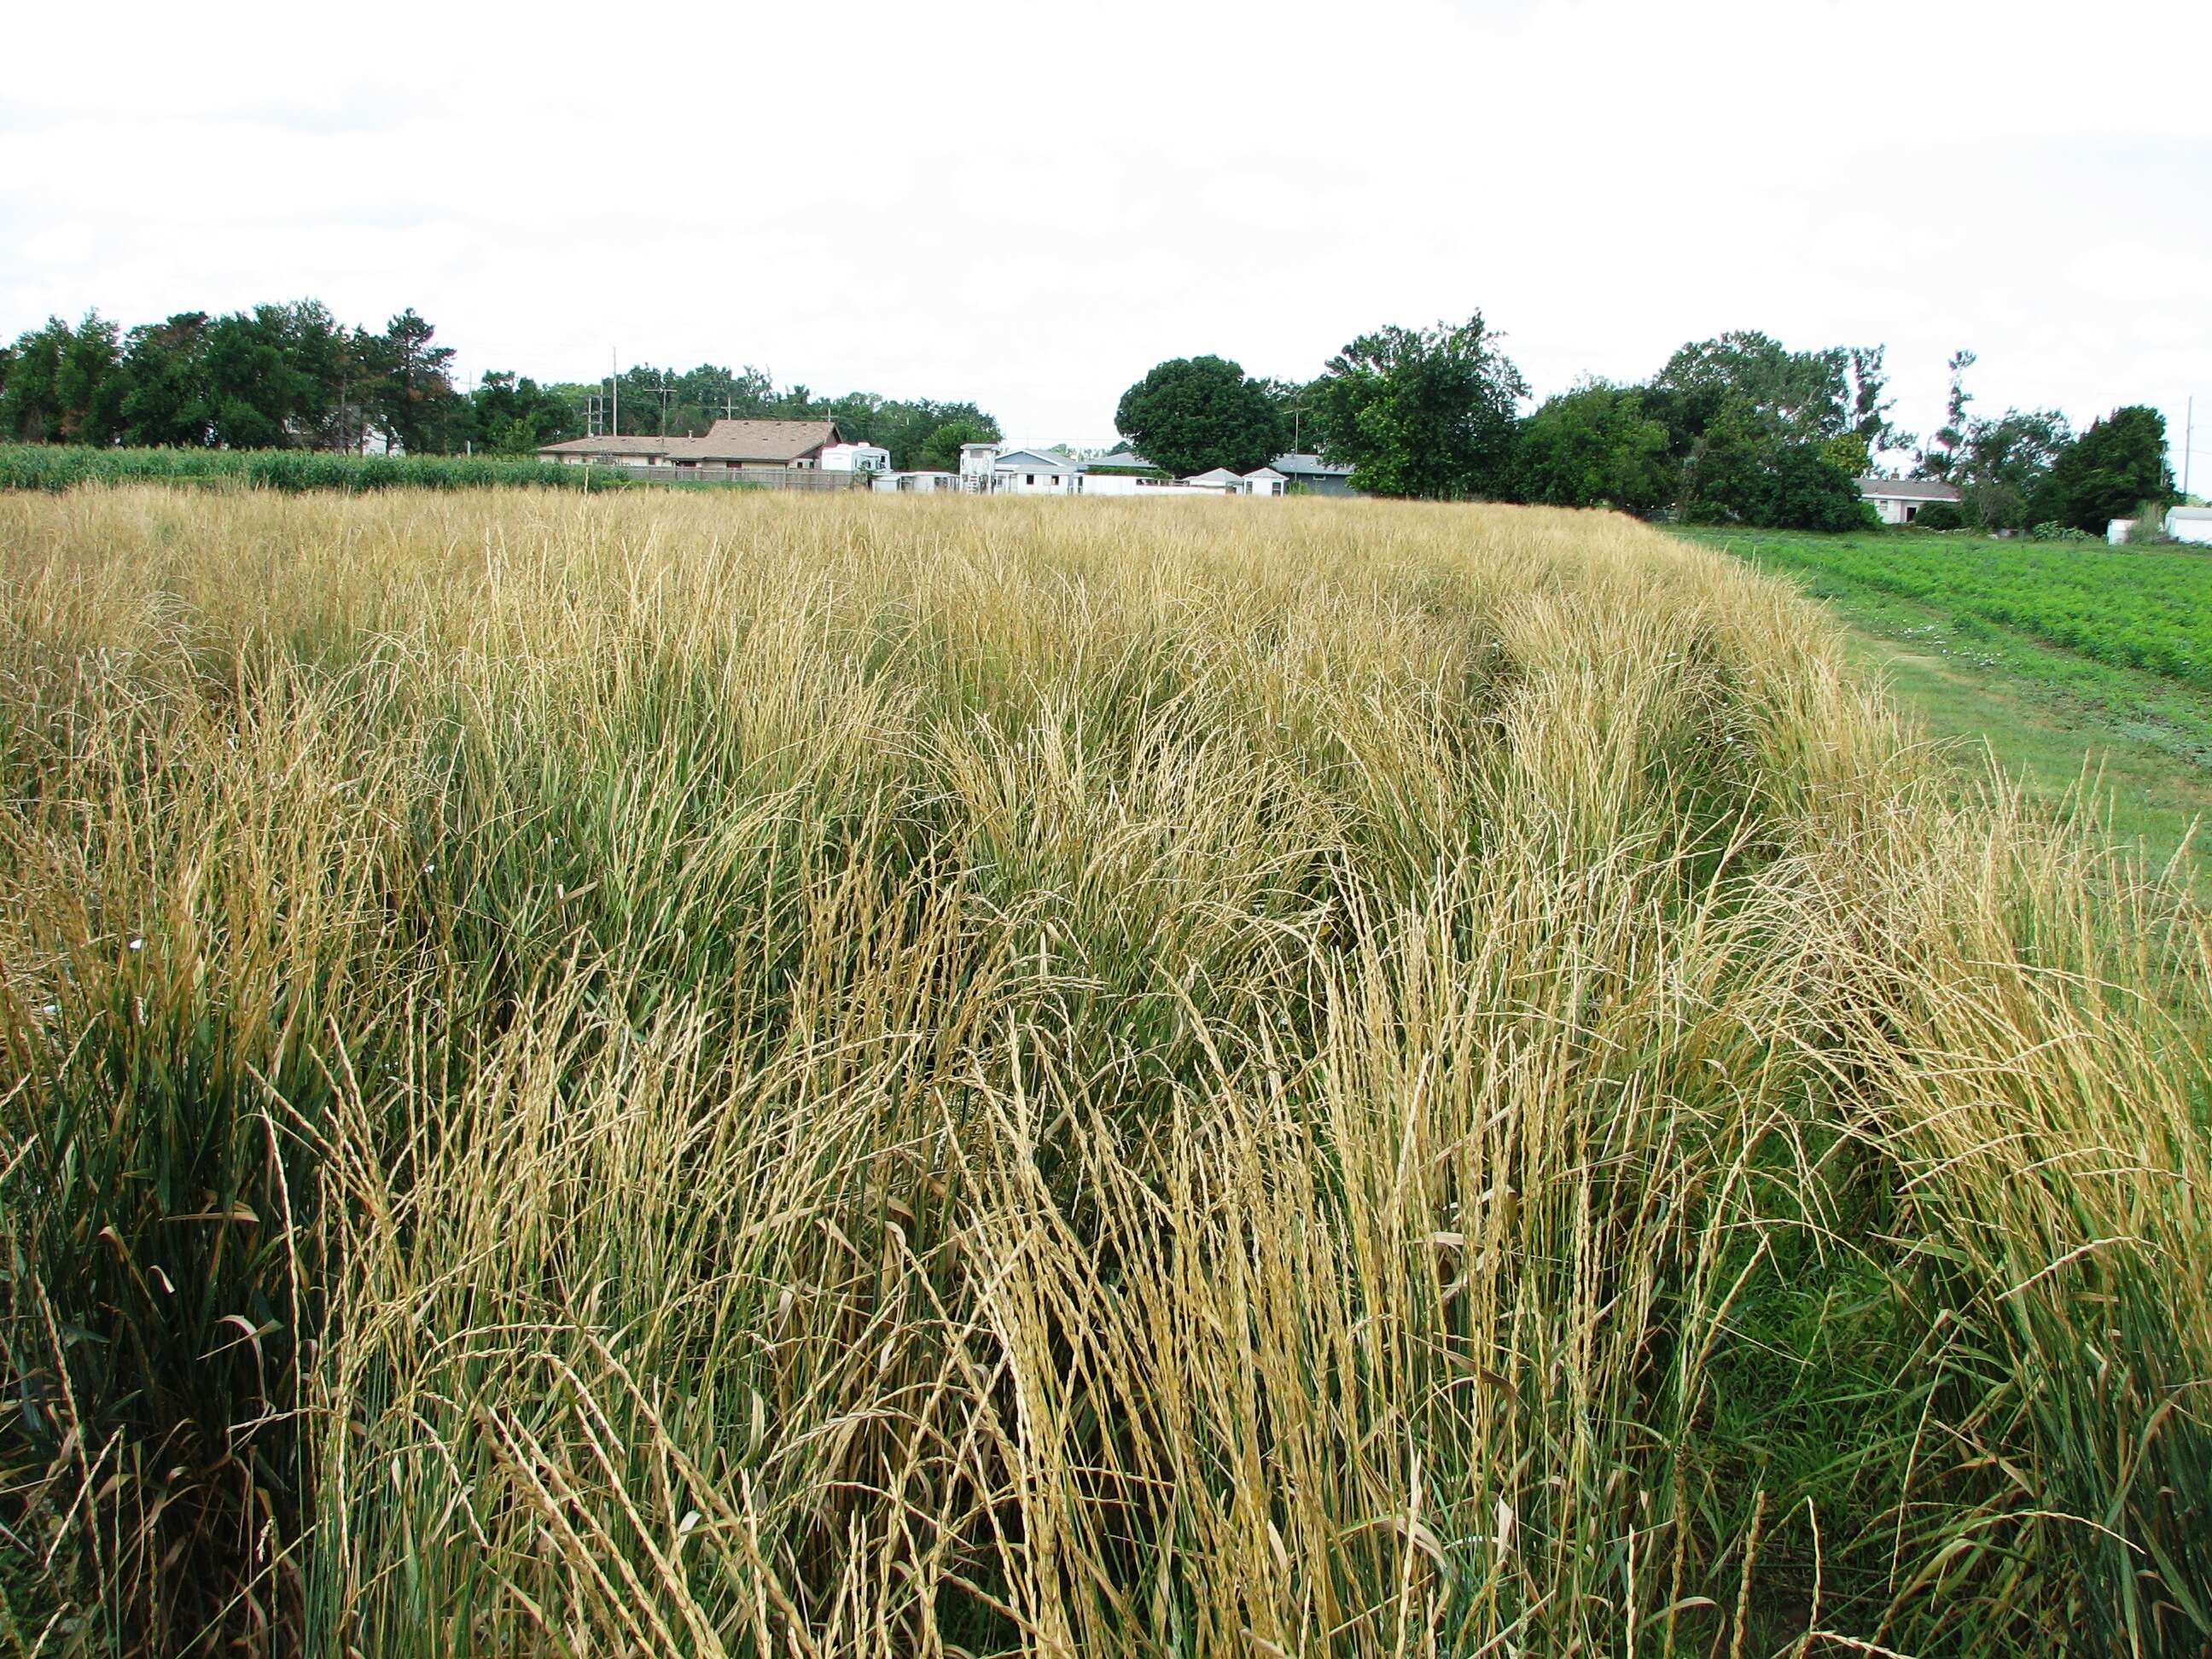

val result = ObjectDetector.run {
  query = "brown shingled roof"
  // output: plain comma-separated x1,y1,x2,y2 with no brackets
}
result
540,418,843,463
537,434,669,457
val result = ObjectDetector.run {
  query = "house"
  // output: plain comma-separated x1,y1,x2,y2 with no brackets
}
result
956,442,1082,493
1856,475,1962,526
1272,452,1356,497
538,418,847,471
2164,506,2212,545
945,440,1338,499
993,447,1083,493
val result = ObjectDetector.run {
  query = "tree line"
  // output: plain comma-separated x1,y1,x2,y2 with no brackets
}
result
0,304,1003,473
1115,322,2178,533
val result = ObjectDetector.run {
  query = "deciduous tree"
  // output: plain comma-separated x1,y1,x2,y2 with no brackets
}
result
2047,406,2173,533
1312,315,1527,499
1114,356,1284,479
1957,407,2072,530
1916,349,1976,482
1512,382,1672,513
917,416,996,473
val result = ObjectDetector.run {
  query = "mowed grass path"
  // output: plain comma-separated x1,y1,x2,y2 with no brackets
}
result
1679,526,2212,890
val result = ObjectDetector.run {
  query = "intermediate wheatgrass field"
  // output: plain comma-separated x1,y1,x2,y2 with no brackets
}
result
3,488,2208,1656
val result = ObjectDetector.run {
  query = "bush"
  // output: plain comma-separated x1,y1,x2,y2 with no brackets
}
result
2029,520,2093,543
1747,443,1873,532
1914,500,1965,531
2123,501,2174,545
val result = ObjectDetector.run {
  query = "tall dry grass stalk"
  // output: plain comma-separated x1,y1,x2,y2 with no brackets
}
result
1,487,2205,1656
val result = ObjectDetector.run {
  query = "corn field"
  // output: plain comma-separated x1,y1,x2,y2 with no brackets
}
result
1,488,2207,1656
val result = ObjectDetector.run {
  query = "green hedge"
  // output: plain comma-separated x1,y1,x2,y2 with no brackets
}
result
0,445,626,494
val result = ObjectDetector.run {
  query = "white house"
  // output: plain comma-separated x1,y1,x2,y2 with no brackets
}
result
1856,475,1963,526
940,440,1339,499
2164,506,2212,545
954,442,1083,493
993,448,1081,493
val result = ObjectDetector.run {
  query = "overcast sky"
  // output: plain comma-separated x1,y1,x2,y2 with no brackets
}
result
5,0,2208,476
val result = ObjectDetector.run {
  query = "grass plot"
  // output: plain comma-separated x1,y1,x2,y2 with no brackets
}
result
1,488,2208,1657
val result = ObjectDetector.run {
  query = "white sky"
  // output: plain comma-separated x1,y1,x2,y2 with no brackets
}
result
5,0,2209,480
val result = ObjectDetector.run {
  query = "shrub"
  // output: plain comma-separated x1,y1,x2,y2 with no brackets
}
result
1913,500,1965,531
1746,442,1873,532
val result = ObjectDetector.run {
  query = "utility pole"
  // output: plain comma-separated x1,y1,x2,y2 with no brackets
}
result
611,346,619,439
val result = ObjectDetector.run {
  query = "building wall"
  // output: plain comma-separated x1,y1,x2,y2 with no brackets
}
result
2167,511,2212,546
1078,474,1227,498
995,468,1077,494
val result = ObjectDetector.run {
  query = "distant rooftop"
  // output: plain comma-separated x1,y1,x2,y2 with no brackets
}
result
1273,451,1353,477
540,418,841,463
1856,476,1961,502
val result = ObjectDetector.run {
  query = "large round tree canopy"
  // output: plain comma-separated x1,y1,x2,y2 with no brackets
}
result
1113,355,1283,478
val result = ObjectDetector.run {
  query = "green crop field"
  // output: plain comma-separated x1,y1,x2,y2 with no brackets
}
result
1688,527,2212,690
1682,526,2212,888
0,443,625,494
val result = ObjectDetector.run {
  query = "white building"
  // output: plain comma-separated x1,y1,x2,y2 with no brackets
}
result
943,441,1336,499
2164,506,2212,545
820,442,892,474
1080,473,1221,497
994,448,1081,493
1856,475,1963,526
958,441,1000,484
955,442,1082,493
873,470,960,493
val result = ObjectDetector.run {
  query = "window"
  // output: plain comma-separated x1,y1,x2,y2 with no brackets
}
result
1026,474,1036,486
